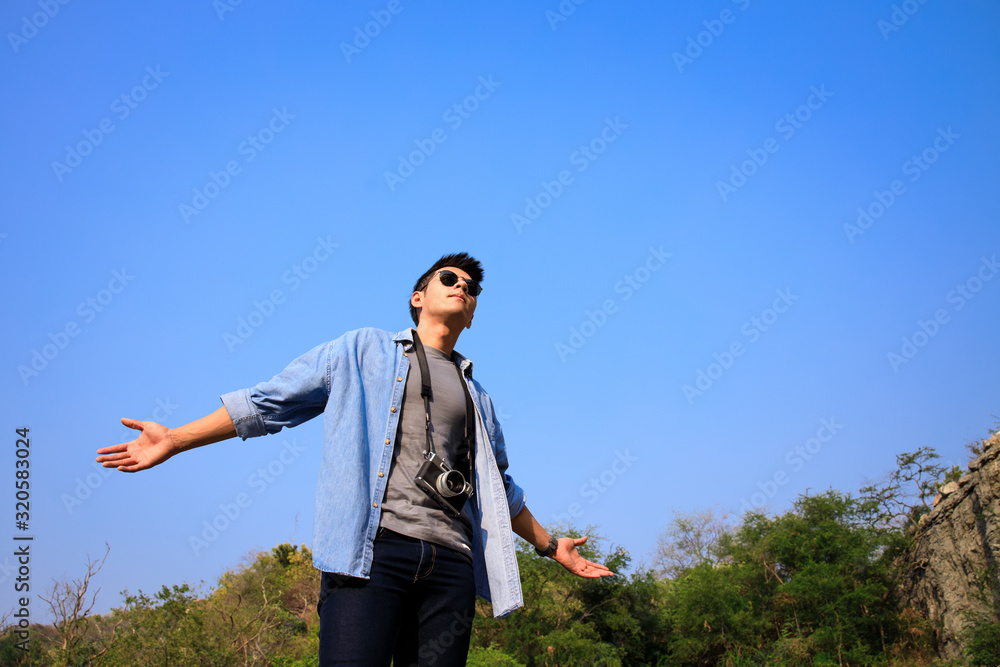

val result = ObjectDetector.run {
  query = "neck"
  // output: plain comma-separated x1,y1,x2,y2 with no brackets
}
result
415,320,463,356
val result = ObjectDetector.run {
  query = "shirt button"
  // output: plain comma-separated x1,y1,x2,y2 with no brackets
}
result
384,438,390,445
397,377,403,382
390,407,397,413
373,502,378,508
378,471,384,477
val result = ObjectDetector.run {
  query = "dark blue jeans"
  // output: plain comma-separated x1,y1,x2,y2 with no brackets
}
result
317,528,476,666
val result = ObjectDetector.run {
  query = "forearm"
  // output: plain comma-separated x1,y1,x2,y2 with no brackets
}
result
511,505,614,578
510,505,551,552
171,405,237,454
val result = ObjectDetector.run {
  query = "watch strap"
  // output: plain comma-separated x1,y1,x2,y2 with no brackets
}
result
535,536,558,558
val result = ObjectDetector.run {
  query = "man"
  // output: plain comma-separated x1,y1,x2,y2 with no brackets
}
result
96,252,612,665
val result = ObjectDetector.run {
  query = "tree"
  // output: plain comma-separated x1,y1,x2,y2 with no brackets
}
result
470,525,628,666
209,544,317,664
96,582,236,666
859,446,949,529
653,507,731,580
571,547,672,666
717,491,917,665
38,542,124,666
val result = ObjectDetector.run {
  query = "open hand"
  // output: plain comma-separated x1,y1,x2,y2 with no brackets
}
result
552,536,615,578
95,418,178,473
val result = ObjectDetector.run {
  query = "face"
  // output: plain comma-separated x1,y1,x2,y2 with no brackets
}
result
411,266,478,329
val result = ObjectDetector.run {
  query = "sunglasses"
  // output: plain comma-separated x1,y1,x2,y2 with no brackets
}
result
436,270,482,297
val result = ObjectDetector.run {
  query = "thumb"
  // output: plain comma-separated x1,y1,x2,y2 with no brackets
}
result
121,417,144,431
573,536,589,546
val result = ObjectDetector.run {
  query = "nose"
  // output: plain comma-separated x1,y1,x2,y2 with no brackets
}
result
447,275,469,294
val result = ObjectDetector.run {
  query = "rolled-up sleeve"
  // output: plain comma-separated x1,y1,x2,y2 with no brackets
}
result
220,340,332,440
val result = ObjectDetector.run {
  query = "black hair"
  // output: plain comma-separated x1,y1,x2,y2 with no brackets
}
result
409,252,484,326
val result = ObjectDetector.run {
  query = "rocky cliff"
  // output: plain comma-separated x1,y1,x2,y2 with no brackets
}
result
897,431,1000,659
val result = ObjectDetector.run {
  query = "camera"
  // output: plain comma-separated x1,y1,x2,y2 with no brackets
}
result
415,451,473,517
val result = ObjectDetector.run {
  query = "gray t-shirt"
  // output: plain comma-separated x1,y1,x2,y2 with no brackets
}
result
378,343,474,559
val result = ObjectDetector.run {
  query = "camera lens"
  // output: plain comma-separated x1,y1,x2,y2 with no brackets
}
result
436,470,466,497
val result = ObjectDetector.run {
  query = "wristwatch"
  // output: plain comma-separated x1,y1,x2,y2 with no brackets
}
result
535,536,558,558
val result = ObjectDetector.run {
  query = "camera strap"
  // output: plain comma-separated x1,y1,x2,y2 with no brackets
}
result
410,330,476,485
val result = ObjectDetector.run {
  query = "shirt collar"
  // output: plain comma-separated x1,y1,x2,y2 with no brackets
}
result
393,328,474,377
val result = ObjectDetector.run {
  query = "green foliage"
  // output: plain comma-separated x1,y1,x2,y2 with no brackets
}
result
959,559,1000,667
467,643,527,666
962,619,1000,665
0,624,43,666
1,543,321,667
660,489,941,666
665,561,750,665
782,493,904,659
95,582,239,666
572,554,671,665
470,527,646,666
270,652,320,667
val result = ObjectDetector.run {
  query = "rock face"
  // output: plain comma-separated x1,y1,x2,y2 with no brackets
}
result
897,432,1000,659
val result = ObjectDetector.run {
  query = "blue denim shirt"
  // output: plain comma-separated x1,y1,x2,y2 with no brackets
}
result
220,327,526,617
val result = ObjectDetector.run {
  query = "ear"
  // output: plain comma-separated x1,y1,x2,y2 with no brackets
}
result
410,291,423,309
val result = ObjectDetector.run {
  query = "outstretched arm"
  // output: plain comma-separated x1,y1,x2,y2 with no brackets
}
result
510,505,614,578
96,406,237,473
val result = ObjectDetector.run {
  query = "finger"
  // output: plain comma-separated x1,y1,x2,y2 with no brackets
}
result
96,443,128,455
121,417,144,431
585,571,615,578
116,463,142,473
97,452,131,463
573,536,589,546
583,562,613,575
572,561,611,576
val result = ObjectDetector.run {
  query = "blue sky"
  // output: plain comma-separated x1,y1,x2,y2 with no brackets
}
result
2,1,999,621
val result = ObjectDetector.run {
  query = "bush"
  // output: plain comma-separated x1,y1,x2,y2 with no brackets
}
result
467,644,525,666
